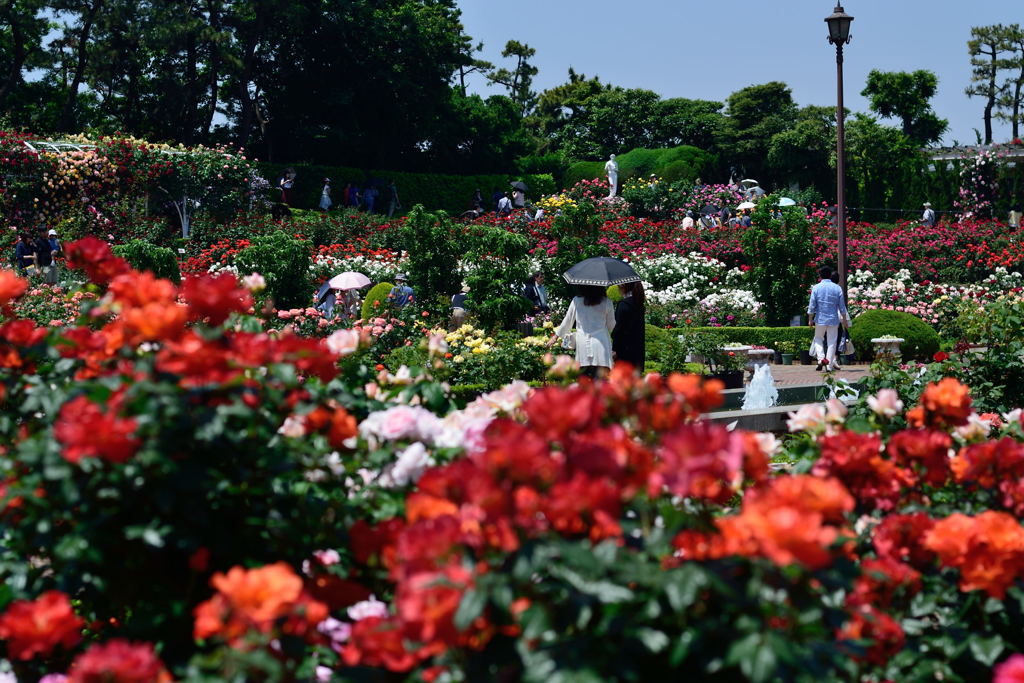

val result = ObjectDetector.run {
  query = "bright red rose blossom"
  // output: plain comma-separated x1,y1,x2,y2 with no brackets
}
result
0,590,84,660
54,396,141,464
68,639,170,683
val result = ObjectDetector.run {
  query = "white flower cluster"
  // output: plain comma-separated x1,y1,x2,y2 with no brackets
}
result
311,252,409,284
699,288,762,312
630,252,744,291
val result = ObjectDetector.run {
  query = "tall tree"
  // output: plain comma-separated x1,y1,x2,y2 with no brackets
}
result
0,0,49,111
861,69,948,144
486,40,538,117
996,24,1024,140
967,24,1011,144
53,0,105,131
723,81,798,183
766,105,836,191
454,38,492,97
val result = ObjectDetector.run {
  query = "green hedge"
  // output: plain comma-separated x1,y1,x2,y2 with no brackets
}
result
259,162,555,214
563,145,716,188
112,240,181,283
850,310,940,361
679,326,815,354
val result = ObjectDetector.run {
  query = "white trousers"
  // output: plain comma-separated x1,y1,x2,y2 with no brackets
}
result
812,324,840,368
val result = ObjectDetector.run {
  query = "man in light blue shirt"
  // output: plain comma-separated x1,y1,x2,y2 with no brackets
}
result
807,266,850,371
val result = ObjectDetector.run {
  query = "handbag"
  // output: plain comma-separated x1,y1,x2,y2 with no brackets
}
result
840,328,855,355
561,333,576,350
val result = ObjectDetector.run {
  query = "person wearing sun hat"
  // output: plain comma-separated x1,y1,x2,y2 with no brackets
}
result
922,202,936,228
389,273,414,308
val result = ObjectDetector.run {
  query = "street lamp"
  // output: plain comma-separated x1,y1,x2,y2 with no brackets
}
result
825,4,853,298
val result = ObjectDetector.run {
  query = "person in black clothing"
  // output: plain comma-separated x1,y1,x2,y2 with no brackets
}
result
33,229,55,283
523,272,549,313
612,281,646,371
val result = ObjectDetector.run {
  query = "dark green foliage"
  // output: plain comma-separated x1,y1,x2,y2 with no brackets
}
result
259,162,554,214
362,282,395,320
861,70,948,144
401,206,462,308
112,239,181,283
741,197,815,326
542,203,610,302
563,145,714,188
464,225,532,330
234,231,311,310
851,309,940,361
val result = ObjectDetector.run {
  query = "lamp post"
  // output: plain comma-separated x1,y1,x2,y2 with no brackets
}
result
825,4,853,298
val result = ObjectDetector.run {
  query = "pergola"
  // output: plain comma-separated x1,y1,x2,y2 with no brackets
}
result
16,140,205,237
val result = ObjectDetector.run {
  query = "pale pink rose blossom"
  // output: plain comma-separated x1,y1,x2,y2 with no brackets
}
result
348,596,389,621
326,329,360,356
786,404,826,433
867,388,904,418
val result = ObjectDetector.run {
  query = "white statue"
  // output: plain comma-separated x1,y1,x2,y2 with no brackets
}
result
605,154,619,198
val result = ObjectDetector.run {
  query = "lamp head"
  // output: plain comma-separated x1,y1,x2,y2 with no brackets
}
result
825,4,854,45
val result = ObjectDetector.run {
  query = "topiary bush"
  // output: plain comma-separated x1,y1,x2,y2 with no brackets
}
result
112,240,181,283
361,282,394,320
233,231,311,310
563,145,715,188
850,309,940,361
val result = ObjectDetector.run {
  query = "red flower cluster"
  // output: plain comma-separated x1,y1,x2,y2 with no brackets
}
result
813,431,911,511
64,236,131,285
672,475,854,570
838,605,906,666
344,372,747,671
0,269,27,312
181,273,254,326
0,590,84,660
872,513,937,569
906,377,973,430
54,395,140,465
68,639,170,683
951,437,1024,514
193,562,327,646
924,511,1024,598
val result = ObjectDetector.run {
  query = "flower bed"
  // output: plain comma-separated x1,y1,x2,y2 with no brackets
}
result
4,244,1024,680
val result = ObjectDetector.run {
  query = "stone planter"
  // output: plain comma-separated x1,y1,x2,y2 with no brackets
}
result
747,348,775,374
871,337,904,358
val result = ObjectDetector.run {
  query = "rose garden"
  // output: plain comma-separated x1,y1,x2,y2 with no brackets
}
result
5,127,1024,683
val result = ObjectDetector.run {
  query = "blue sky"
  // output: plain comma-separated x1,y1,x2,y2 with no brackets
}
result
455,0,1020,146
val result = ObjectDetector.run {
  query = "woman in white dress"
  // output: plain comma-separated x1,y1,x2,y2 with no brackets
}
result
550,285,616,378
319,178,333,211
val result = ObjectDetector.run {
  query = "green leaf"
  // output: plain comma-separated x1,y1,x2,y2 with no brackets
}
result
454,589,487,631
636,628,669,653
969,634,1004,666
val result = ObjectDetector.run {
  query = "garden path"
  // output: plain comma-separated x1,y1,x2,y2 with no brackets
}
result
760,363,869,387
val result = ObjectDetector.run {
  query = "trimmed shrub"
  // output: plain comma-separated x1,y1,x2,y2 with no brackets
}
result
259,162,555,214
563,145,715,188
234,231,311,310
402,206,463,310
850,309,940,361
112,240,181,283
464,225,532,330
362,282,394,320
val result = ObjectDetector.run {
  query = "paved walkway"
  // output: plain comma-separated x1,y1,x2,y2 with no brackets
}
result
751,362,870,387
